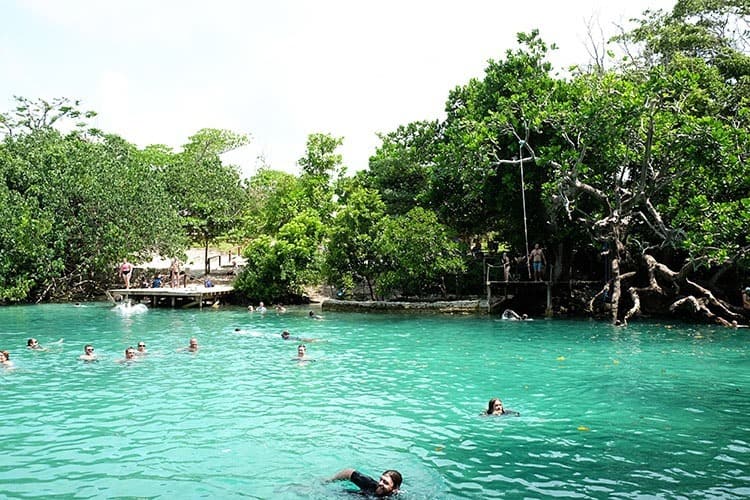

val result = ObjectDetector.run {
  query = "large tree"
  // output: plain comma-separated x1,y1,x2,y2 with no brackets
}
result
375,207,466,298
545,1,750,325
167,128,250,274
0,98,184,300
324,187,387,300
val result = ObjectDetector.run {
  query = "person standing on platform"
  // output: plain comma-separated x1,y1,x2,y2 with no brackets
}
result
502,252,511,282
119,258,133,289
529,244,546,282
169,259,180,288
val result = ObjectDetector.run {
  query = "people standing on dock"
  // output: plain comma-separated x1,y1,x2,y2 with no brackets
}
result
169,259,180,288
502,252,511,282
119,258,133,289
152,274,163,288
514,252,527,279
529,243,546,282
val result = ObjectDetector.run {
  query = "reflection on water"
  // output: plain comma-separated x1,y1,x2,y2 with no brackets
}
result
1,304,749,498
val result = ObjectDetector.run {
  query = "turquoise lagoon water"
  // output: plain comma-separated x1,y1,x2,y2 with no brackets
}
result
1,303,749,499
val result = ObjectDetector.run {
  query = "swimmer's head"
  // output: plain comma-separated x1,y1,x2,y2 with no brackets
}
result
125,347,136,359
281,331,290,339
376,470,402,496
297,344,307,356
487,398,504,415
27,338,38,347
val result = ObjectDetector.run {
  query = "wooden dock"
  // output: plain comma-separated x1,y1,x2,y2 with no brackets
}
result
108,285,234,309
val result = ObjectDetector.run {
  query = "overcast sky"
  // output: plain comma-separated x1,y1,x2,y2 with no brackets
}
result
1,0,675,177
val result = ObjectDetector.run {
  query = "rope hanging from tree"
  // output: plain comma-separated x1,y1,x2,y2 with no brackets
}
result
519,140,531,279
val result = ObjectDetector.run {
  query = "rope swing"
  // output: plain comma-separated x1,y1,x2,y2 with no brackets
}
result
519,140,531,279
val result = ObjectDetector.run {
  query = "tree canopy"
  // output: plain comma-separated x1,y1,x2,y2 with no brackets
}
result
1,0,748,326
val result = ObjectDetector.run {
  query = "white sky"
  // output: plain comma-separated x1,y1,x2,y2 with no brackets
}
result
1,0,675,177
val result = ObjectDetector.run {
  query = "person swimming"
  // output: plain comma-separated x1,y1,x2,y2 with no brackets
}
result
294,344,316,362
501,310,530,321
281,330,301,341
485,398,520,417
281,330,320,342
27,338,44,350
79,344,97,361
117,347,138,364
0,350,15,368
182,338,199,352
328,468,402,497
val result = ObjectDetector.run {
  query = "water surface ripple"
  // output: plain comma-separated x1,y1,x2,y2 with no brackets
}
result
1,305,749,498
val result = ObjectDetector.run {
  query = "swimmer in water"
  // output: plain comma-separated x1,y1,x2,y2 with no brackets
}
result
118,347,137,363
180,338,199,352
257,301,267,314
501,310,531,321
485,397,520,417
281,330,320,342
0,350,15,368
135,342,148,355
308,310,323,319
79,344,97,361
294,344,315,362
27,338,45,350
328,468,402,497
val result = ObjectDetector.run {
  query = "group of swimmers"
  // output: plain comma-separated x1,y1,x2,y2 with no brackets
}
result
3,325,518,498
247,301,290,314
0,337,203,367
0,337,62,368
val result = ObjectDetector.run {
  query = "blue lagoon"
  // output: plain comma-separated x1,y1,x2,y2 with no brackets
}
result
1,304,749,498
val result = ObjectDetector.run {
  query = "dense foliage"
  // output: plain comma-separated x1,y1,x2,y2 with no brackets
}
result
0,98,247,301
1,1,748,325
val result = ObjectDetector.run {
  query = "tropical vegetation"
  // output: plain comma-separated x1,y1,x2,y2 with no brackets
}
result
0,0,747,326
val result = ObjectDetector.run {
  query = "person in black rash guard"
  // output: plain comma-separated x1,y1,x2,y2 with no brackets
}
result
329,468,402,497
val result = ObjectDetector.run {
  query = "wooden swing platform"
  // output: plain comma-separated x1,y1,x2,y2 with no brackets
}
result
108,285,234,309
